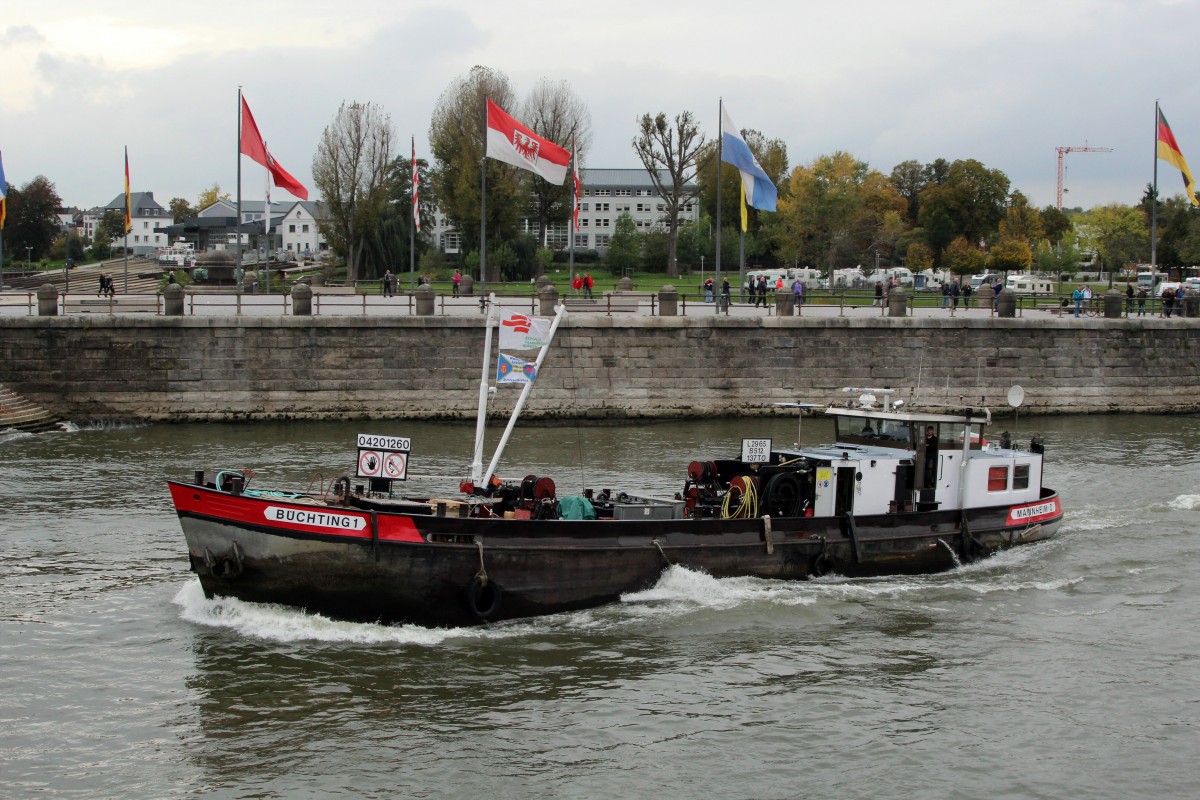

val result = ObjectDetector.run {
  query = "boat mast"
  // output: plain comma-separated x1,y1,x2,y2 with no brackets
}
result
481,302,568,488
469,294,498,484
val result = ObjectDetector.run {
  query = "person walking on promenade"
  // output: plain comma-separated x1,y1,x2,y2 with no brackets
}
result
1126,283,1134,315
940,281,950,308
584,273,594,299
961,282,972,308
1072,284,1085,318
720,277,730,310
382,269,394,298
793,278,804,307
1137,286,1147,316
873,282,883,307
452,270,461,297
755,275,768,308
949,279,960,310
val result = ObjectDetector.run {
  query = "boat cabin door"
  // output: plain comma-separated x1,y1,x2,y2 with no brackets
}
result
834,466,856,517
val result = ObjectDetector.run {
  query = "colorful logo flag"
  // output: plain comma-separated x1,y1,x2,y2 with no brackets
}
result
496,353,537,384
485,99,570,185
411,136,421,232
0,150,7,230
721,105,777,212
1157,107,1198,207
240,96,309,200
498,311,552,350
124,146,132,233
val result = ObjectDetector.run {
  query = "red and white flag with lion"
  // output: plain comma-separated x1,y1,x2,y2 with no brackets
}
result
485,99,570,185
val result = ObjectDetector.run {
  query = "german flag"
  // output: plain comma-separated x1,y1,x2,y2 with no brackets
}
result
1157,108,1198,206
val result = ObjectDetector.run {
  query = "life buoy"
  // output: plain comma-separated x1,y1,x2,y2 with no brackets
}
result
464,576,503,621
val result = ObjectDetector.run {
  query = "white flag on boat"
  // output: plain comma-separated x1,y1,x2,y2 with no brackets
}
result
498,311,551,350
497,353,537,384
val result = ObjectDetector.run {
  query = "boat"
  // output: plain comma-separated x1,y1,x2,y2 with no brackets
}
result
168,303,1064,628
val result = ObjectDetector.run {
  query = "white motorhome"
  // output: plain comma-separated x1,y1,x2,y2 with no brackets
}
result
831,267,867,288
866,267,913,287
786,267,823,289
1008,275,1054,295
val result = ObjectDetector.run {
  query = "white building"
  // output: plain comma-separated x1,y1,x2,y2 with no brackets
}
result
197,199,327,257
85,191,170,255
428,167,700,256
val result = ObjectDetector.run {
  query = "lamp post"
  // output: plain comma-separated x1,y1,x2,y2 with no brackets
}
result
25,247,32,271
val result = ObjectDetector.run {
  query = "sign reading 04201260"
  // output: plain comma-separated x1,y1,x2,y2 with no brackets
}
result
356,433,411,481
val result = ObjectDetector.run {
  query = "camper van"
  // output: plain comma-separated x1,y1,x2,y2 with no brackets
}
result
1008,275,1054,295
969,273,999,290
785,267,823,289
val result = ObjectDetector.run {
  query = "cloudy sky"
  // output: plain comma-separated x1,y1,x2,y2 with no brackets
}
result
3,0,1198,213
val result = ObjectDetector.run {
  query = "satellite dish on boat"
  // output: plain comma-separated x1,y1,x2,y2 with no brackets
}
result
1006,385,1025,408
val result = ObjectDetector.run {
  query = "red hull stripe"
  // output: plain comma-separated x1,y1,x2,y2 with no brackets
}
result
1005,496,1063,526
168,483,422,542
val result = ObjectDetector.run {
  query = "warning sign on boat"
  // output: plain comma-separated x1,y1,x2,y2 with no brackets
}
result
383,452,407,480
358,450,383,478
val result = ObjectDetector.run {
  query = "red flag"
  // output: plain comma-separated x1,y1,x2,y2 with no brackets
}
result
124,146,132,233
240,96,309,200
484,99,569,184
411,137,420,232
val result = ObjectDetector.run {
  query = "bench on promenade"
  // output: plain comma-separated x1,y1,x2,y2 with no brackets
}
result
64,295,161,314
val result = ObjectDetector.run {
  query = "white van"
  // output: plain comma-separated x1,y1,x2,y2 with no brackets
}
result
745,269,789,291
1009,276,1054,295
969,273,999,290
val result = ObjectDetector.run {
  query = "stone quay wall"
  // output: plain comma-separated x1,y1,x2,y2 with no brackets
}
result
1,315,1198,422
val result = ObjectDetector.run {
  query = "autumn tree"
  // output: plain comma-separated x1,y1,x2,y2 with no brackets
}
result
998,191,1044,249
522,78,592,263
942,236,987,279
1039,205,1072,245
429,66,524,283
905,241,934,272
632,110,705,276
774,151,905,272
169,197,195,223
3,176,64,261
918,159,1010,255
312,100,396,282
195,183,230,211
988,238,1033,274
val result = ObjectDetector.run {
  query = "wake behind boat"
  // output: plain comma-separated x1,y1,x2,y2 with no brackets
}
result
169,301,1063,628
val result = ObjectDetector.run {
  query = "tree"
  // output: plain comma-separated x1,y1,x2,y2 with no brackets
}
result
889,159,928,226
917,159,1010,251
988,238,1033,274
195,183,229,211
774,151,906,272
998,191,1044,248
1039,205,1072,245
942,236,987,278
606,212,641,273
632,110,705,276
521,78,592,263
312,100,396,282
169,197,195,223
95,210,125,249
905,241,934,272
3,176,63,261
1077,204,1149,277
429,66,524,283
362,153,435,284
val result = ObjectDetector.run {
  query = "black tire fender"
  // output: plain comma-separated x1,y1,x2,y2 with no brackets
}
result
464,576,503,621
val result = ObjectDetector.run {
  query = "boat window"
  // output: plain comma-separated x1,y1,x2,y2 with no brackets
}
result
987,466,1009,492
835,416,912,449
1013,464,1030,490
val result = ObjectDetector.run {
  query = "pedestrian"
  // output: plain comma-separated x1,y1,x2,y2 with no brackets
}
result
873,282,883,307
1072,284,1085,318
792,278,804,307
940,281,950,308
704,277,714,302
720,277,730,310
382,269,394,298
993,279,1004,311
1125,283,1134,315
97,272,107,297
756,275,768,308
961,282,972,308
1162,285,1175,318
452,269,461,297
572,274,583,297
1137,286,1147,316
584,273,594,299
924,425,939,487
949,279,960,310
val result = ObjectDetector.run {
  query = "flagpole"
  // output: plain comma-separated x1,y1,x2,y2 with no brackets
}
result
236,87,243,280
123,145,129,293
263,152,271,293
1151,99,1159,275
480,95,488,307
715,98,723,314
410,135,417,294
470,294,498,484
569,138,576,293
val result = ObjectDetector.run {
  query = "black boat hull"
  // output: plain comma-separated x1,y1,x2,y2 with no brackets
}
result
171,481,1063,627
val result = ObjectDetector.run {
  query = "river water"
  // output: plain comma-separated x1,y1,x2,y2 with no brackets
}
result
2,414,1198,799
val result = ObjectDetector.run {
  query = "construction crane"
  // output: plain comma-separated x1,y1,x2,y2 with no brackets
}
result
1056,144,1114,209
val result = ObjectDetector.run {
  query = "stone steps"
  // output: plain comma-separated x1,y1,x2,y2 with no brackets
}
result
0,384,64,433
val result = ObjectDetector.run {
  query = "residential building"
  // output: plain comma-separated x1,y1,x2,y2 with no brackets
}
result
84,191,170,255
428,167,700,256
